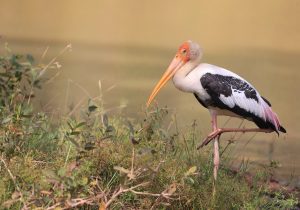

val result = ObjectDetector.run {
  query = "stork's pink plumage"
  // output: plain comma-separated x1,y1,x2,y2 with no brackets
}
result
147,40,286,181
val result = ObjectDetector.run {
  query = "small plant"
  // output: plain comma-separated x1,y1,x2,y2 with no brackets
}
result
0,53,39,107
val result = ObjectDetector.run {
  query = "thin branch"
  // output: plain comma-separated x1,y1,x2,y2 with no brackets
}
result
129,189,174,199
38,44,71,79
46,202,62,210
104,187,124,208
104,182,150,208
130,190,162,197
65,197,94,208
96,178,108,203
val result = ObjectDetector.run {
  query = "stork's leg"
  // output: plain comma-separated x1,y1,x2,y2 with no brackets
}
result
212,134,221,198
209,111,220,199
197,128,272,149
213,136,220,181
209,111,220,181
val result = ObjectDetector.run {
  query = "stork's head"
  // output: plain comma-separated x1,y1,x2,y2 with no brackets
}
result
176,40,201,62
147,41,202,107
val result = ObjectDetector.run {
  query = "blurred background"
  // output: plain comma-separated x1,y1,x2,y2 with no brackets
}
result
1,0,299,184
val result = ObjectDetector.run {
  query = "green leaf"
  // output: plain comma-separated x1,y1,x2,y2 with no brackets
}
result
88,99,98,112
84,142,95,150
67,121,73,129
70,131,80,135
184,166,197,177
88,105,97,112
58,168,66,177
105,125,115,133
75,121,86,129
80,177,88,185
26,54,34,64
185,177,195,184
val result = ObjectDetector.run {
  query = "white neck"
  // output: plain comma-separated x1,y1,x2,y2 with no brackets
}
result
172,57,201,92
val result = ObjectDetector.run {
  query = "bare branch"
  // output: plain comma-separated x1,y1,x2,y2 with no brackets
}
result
104,182,151,208
46,202,62,210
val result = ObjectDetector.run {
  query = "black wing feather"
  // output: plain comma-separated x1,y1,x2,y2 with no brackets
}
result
261,96,272,107
199,73,278,131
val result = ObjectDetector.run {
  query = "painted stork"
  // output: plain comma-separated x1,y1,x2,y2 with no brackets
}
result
146,40,286,181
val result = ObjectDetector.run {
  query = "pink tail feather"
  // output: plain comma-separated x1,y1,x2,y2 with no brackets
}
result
262,102,286,133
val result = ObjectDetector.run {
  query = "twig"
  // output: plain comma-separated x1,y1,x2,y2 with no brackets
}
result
96,178,108,203
66,197,94,208
104,182,150,208
104,187,124,208
39,46,49,62
46,192,106,210
46,202,61,210
27,44,71,105
38,44,71,80
129,189,174,199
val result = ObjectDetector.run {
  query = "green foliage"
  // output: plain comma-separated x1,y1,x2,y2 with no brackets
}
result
0,49,298,209
0,46,59,160
0,50,41,107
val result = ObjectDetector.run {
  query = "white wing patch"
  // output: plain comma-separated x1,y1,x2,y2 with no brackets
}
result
219,89,266,121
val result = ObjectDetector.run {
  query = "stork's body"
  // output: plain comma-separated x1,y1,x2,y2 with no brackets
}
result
173,62,285,133
147,41,286,181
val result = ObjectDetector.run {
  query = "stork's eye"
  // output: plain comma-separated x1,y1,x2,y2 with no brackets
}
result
181,49,187,55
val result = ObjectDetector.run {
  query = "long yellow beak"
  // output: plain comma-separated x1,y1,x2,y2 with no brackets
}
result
147,56,184,107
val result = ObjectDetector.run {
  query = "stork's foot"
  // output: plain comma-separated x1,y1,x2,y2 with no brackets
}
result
197,128,223,150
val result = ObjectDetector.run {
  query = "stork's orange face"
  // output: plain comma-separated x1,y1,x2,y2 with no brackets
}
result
176,42,191,62
146,41,191,107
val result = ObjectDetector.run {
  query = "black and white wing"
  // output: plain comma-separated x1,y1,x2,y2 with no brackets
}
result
198,71,285,133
